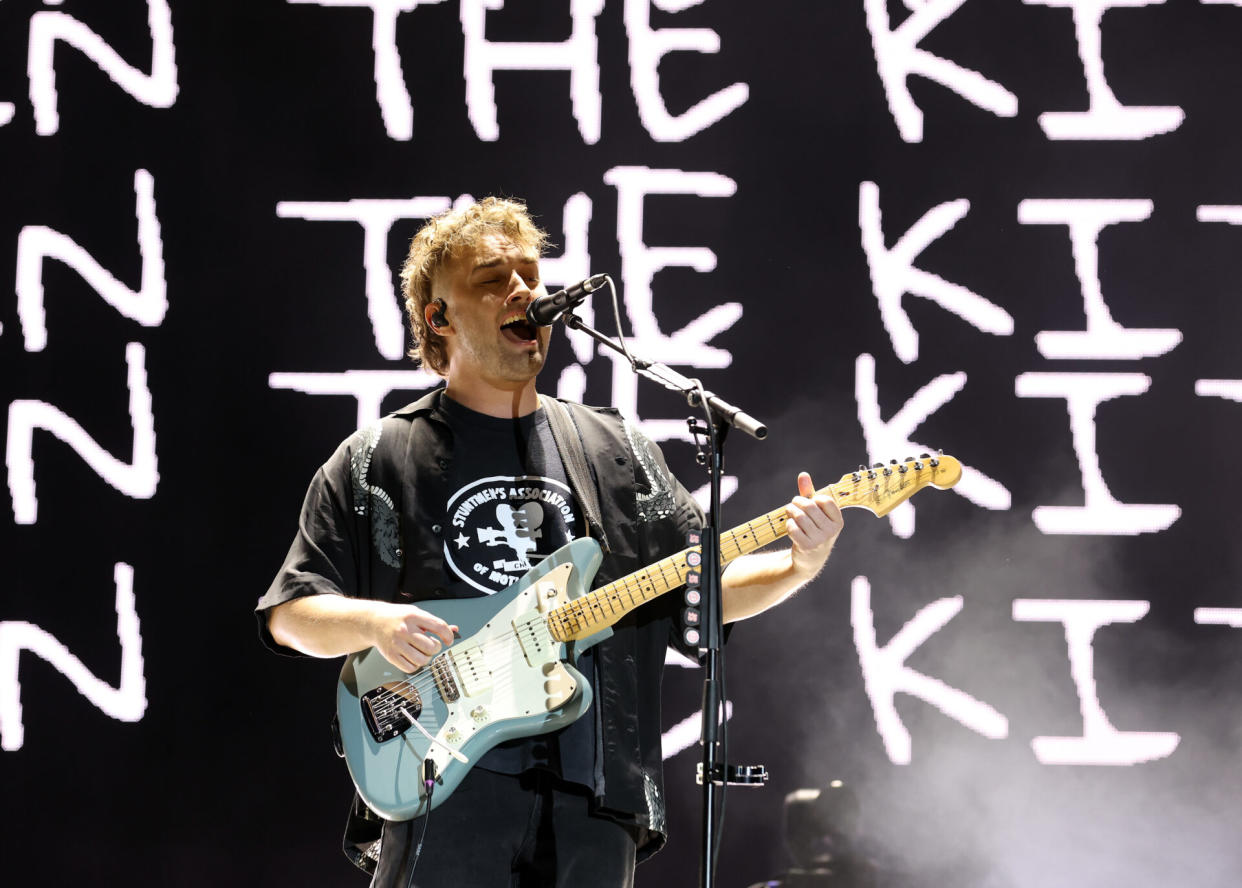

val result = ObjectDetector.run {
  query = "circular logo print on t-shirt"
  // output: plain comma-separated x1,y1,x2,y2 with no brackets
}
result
444,475,580,595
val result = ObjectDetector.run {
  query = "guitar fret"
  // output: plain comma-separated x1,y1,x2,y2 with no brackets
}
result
646,568,664,596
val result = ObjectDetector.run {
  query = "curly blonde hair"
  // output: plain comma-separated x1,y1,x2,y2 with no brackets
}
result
400,197,549,375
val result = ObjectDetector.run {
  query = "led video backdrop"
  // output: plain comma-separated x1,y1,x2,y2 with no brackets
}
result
5,2,1242,886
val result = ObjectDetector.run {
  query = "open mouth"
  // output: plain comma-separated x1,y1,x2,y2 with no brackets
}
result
500,316,538,344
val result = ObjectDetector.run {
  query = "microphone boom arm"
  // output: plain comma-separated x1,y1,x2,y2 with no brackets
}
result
560,311,767,440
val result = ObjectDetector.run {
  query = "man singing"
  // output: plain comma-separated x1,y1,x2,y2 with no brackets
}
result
256,197,844,887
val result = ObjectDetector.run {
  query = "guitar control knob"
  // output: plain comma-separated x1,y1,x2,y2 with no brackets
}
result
446,727,461,744
470,706,488,723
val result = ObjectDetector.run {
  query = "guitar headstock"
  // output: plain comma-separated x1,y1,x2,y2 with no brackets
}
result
827,453,962,517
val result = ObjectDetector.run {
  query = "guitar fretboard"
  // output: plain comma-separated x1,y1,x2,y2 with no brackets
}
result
543,454,961,643
545,488,834,643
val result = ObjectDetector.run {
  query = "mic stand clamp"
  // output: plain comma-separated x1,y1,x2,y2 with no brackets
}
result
559,309,769,888
696,763,770,787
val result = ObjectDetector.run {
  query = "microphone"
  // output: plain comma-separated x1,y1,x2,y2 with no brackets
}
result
526,274,609,326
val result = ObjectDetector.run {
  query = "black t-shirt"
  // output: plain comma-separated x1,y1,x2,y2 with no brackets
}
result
438,395,598,788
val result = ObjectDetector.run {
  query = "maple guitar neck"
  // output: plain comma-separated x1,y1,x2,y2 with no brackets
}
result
546,454,963,643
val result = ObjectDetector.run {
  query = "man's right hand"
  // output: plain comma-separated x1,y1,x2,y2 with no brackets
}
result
267,594,458,671
367,601,459,672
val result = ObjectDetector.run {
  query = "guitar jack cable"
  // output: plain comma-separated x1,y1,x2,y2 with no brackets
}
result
405,757,438,888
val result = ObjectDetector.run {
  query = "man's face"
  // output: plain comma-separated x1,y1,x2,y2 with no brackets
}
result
432,233,551,388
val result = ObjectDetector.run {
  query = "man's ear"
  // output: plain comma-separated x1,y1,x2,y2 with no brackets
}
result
427,298,449,331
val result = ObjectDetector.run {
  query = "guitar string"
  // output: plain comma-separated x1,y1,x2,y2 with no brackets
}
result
369,642,567,734
363,507,795,708
365,514,781,707
365,600,636,713
369,482,933,738
364,570,682,713
365,552,698,708
362,476,928,732
370,482,897,714
364,512,793,716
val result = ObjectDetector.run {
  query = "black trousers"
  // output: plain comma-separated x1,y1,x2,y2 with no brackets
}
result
369,768,638,888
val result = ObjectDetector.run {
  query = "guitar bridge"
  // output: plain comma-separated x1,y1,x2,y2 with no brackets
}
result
361,682,423,743
431,653,460,703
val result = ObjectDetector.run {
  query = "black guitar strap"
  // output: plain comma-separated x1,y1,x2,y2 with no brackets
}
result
541,396,610,553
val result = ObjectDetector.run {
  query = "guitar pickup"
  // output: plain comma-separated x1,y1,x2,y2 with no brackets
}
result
448,643,491,697
514,611,554,666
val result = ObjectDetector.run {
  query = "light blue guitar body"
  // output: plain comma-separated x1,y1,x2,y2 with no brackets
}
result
336,537,611,821
333,454,966,822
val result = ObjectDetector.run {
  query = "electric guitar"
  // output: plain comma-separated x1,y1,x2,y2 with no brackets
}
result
336,454,963,820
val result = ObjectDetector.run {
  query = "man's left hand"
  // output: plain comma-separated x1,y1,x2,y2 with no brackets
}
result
785,471,844,575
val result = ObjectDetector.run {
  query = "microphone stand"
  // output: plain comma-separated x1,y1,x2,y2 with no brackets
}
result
558,309,768,888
